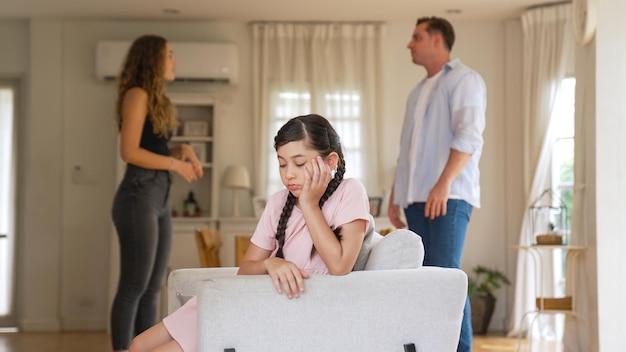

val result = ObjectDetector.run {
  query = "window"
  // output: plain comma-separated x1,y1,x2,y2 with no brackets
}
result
265,88,364,196
549,77,575,338
551,77,575,237
252,22,383,200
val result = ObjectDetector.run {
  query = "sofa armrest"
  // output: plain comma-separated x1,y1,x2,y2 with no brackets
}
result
197,267,467,352
167,267,238,314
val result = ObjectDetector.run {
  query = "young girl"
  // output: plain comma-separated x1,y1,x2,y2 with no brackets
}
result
111,35,204,352
128,114,370,352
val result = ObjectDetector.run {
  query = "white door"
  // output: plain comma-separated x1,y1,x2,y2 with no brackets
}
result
0,80,18,328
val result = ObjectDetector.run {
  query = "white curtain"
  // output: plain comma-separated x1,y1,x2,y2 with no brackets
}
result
251,22,384,197
508,3,573,339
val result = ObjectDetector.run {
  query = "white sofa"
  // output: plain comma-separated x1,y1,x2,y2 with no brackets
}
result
166,226,468,352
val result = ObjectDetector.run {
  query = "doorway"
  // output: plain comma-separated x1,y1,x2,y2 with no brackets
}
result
0,80,18,328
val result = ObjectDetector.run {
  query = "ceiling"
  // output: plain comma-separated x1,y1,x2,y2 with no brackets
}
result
1,0,560,22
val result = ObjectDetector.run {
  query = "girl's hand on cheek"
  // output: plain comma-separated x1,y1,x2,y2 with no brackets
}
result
300,157,330,207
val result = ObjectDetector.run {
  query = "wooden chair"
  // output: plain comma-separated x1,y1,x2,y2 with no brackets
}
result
235,235,252,266
194,228,222,267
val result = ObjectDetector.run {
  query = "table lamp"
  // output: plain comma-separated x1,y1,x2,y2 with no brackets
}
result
222,165,251,217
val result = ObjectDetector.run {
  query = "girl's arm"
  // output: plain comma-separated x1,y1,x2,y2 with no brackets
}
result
119,87,200,182
299,157,366,275
236,244,273,275
237,244,309,299
301,210,366,275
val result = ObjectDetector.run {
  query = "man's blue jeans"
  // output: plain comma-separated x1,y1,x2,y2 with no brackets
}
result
405,199,473,352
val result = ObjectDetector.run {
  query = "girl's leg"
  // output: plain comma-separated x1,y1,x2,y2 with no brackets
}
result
151,341,185,352
129,322,183,352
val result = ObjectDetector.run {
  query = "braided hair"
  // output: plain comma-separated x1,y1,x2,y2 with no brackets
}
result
273,114,347,259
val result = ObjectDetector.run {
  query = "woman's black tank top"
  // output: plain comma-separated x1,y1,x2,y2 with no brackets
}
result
140,116,171,156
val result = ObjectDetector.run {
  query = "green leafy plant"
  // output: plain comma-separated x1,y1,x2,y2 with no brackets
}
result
468,265,511,299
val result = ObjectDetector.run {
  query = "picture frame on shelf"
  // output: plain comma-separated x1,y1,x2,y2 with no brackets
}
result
183,120,209,136
368,197,382,217
188,142,206,163
252,196,267,219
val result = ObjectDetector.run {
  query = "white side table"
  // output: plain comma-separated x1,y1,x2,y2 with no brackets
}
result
511,244,587,352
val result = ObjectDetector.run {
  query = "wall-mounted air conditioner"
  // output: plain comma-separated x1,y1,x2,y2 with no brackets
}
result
95,41,238,84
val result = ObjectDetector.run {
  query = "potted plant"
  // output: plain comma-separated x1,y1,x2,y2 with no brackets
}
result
468,265,511,334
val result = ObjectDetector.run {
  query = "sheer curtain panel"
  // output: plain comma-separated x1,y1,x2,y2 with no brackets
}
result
508,2,575,342
251,22,384,197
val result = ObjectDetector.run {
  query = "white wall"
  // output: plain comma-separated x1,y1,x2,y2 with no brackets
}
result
593,0,626,349
0,20,29,76
7,17,517,332
502,18,525,333
20,18,65,331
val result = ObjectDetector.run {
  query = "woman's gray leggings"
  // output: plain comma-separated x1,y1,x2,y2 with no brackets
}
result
110,164,172,350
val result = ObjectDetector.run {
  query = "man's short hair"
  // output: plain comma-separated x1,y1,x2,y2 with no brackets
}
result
416,17,455,52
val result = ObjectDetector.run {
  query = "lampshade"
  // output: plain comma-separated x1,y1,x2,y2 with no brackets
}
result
222,165,251,189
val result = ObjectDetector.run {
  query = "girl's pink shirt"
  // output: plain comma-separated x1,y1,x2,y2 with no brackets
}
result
251,178,370,275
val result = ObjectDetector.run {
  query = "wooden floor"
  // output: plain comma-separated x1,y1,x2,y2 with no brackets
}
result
0,331,561,352
0,331,111,352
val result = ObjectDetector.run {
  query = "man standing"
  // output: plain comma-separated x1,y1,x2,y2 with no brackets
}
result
388,17,486,352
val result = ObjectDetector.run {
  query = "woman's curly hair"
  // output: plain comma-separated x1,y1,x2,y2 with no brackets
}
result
114,35,178,137
272,114,347,259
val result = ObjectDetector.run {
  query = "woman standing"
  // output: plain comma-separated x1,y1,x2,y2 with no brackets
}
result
110,35,204,352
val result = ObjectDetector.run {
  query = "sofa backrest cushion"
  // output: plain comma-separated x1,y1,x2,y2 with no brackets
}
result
364,228,424,270
352,215,383,271
197,267,467,352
